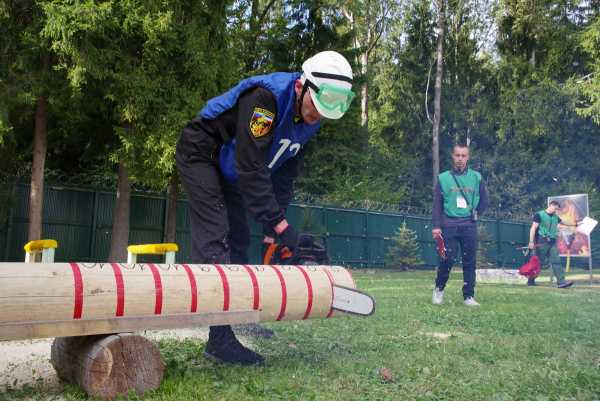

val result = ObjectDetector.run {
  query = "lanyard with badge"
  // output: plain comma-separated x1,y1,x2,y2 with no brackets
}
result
451,172,478,222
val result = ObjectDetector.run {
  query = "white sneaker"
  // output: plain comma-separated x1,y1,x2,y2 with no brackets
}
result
463,297,480,307
432,288,444,305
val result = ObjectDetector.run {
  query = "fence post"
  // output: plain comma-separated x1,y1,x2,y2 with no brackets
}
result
3,205,13,262
3,182,17,261
88,190,99,262
364,211,370,269
162,191,169,243
496,218,501,267
1,215,5,261
323,205,330,262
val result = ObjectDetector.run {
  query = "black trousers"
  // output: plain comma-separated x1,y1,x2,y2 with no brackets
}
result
434,225,478,299
176,135,250,266
176,129,250,345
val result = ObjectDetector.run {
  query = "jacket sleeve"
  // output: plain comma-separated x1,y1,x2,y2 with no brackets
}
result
432,180,444,229
476,179,489,215
271,148,303,211
234,87,286,229
261,150,303,238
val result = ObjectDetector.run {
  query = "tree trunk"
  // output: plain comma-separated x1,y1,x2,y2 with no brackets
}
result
242,0,277,73
360,49,369,130
164,172,179,243
107,161,131,262
360,2,371,131
28,54,50,241
432,0,445,190
28,95,47,241
244,0,260,73
51,333,164,400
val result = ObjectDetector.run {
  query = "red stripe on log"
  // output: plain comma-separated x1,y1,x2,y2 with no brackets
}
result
243,265,260,310
214,264,230,311
295,265,313,319
69,263,83,319
147,264,163,315
270,265,287,321
110,263,125,316
322,267,335,318
182,264,198,313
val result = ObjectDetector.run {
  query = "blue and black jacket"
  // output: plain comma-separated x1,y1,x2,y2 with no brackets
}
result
177,72,320,230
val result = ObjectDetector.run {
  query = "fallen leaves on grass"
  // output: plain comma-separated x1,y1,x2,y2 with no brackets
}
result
378,367,395,383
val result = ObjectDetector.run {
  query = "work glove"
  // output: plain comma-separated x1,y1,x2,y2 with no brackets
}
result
278,224,299,252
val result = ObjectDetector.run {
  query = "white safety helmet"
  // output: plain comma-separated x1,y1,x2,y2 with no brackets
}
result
301,51,355,120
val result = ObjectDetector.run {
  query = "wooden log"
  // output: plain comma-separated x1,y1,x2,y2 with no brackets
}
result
0,263,357,332
51,333,164,400
0,310,259,341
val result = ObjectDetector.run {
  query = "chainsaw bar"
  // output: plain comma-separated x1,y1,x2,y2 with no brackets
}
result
332,285,375,316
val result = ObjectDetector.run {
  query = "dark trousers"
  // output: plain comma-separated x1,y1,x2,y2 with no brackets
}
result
535,240,565,284
434,225,478,299
176,141,250,266
176,129,250,344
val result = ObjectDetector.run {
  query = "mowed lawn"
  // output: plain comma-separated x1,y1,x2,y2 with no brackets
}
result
4,270,600,401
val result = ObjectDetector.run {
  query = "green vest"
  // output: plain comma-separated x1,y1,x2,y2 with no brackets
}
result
438,169,481,218
536,210,560,239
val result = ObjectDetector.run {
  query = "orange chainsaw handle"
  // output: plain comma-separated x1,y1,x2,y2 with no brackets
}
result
263,243,292,264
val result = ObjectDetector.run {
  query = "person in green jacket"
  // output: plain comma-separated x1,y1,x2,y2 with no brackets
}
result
431,144,488,307
527,200,574,288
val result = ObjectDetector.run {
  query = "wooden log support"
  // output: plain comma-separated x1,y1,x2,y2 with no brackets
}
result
127,243,178,264
51,333,164,400
23,239,58,263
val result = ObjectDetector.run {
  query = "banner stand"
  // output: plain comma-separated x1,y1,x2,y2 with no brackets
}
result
589,252,593,285
548,194,594,286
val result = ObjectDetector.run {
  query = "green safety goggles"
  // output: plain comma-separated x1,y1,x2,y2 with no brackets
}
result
305,73,355,114
312,83,356,113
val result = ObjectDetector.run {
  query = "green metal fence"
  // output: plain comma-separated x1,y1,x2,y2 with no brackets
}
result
2,183,598,269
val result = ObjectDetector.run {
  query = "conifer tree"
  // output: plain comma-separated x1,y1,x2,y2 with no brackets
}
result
385,221,423,270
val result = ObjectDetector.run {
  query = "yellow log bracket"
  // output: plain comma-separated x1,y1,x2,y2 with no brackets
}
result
127,243,179,264
24,239,58,263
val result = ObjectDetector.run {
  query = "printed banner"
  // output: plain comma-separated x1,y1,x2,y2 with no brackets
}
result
548,194,590,257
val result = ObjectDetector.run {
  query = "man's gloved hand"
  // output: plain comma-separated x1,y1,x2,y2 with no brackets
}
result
263,224,277,240
278,224,299,252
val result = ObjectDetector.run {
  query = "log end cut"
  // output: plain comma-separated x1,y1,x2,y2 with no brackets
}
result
51,333,164,400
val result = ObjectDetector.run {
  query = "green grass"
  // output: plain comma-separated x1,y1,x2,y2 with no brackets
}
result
4,270,600,401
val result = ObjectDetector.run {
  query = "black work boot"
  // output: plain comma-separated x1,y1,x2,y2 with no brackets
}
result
527,277,536,286
557,281,574,289
204,325,264,365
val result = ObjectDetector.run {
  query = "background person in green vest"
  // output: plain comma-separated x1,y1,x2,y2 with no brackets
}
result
432,144,488,307
527,201,574,288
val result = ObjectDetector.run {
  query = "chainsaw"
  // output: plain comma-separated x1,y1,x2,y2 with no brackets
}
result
434,232,447,260
263,233,375,316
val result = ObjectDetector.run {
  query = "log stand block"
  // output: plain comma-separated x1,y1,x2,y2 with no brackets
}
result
50,333,164,400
